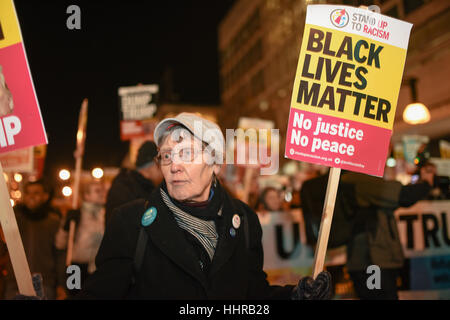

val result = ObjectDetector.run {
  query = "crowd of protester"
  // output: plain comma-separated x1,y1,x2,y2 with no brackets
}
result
0,115,445,299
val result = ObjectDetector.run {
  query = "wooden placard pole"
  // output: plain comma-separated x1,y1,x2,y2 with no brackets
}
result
0,163,36,295
311,167,341,279
66,98,88,266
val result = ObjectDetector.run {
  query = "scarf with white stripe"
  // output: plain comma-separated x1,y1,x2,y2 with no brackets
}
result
160,189,221,261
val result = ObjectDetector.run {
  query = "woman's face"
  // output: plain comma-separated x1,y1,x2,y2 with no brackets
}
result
264,189,281,212
159,131,220,202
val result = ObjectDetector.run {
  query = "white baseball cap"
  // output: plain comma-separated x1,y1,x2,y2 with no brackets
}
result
154,112,225,163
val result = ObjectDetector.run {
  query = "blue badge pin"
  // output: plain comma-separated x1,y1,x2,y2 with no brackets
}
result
229,227,236,238
141,206,157,227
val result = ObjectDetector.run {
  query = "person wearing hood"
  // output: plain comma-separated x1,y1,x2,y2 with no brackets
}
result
105,140,163,226
1,180,66,300
77,113,331,300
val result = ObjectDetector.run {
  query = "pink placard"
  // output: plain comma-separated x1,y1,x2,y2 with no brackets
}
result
285,109,391,177
0,42,47,154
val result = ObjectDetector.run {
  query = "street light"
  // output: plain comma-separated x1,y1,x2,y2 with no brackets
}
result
403,78,430,125
14,173,22,183
59,169,71,181
92,167,104,179
386,157,396,168
403,103,430,125
62,186,73,197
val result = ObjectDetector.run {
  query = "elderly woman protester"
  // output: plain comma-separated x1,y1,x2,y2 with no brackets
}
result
77,113,331,299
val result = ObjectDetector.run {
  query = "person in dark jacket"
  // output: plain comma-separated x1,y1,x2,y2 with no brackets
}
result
301,169,435,300
1,180,66,300
105,140,163,225
77,112,331,300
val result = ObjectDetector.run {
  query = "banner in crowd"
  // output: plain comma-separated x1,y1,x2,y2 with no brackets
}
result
0,0,48,153
0,146,33,172
395,201,450,299
285,5,412,177
118,85,158,140
259,210,314,285
261,202,450,299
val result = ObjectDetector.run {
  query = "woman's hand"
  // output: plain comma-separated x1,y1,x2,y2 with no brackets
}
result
292,271,332,300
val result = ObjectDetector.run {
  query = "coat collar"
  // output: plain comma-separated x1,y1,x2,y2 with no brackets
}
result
142,185,245,285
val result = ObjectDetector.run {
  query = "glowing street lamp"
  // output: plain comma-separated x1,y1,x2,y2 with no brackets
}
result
403,78,430,125
62,186,73,197
403,103,430,125
59,169,71,181
14,173,22,183
92,167,104,179
386,157,397,168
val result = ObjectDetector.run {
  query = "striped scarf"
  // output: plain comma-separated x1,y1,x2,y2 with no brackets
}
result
160,189,220,261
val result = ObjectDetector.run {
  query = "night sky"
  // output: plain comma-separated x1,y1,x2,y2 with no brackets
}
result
13,0,235,180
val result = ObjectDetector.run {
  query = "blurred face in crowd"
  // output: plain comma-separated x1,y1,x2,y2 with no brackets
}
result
420,163,437,186
158,128,220,202
24,184,49,211
83,182,106,205
264,189,282,212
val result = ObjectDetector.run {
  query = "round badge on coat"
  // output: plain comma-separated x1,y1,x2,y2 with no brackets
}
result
232,214,241,229
229,227,236,237
141,207,157,227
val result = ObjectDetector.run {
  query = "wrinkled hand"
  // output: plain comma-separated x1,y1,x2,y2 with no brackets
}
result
292,271,332,300
14,273,46,300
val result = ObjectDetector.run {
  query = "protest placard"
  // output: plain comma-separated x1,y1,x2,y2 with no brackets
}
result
0,0,49,295
118,85,158,140
284,5,412,278
285,5,412,177
0,146,33,173
0,2,47,152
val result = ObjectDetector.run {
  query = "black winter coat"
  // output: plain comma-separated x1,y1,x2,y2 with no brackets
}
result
105,168,155,225
78,185,294,299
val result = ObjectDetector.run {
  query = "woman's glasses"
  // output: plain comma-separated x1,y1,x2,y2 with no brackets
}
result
156,146,204,166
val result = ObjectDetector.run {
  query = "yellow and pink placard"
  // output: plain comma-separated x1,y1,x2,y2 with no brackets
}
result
285,5,412,177
0,0,47,154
